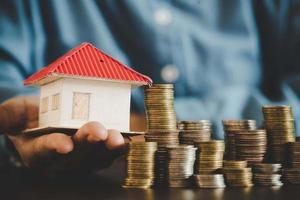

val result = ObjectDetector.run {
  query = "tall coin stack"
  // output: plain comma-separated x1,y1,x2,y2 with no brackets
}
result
222,120,257,160
235,130,267,165
253,163,283,186
144,84,177,132
144,84,180,186
165,145,196,187
222,160,253,187
145,84,179,146
262,105,296,164
194,140,225,175
123,142,157,189
177,120,212,145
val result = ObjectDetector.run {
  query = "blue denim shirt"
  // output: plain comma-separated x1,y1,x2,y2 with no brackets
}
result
1,0,300,139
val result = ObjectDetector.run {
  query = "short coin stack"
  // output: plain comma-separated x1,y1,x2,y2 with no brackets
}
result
288,139,300,168
235,130,267,165
262,105,296,164
222,160,253,187
194,140,225,175
123,142,157,189
177,120,212,145
166,145,196,187
284,138,300,184
253,163,283,186
283,168,300,184
193,174,226,188
222,120,257,160
145,132,179,186
153,147,168,186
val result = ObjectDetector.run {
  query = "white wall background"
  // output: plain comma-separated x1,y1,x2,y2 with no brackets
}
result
60,78,131,131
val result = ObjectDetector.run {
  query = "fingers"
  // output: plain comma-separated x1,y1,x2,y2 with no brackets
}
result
73,121,108,143
10,121,125,170
10,133,74,167
68,129,124,171
32,133,74,155
0,96,39,134
73,122,124,150
0,98,25,134
105,129,125,150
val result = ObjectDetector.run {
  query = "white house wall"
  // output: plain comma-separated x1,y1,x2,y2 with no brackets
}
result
39,79,63,127
60,78,131,131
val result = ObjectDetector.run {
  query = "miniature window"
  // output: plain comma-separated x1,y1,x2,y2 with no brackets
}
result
41,97,49,113
72,92,90,120
52,93,60,110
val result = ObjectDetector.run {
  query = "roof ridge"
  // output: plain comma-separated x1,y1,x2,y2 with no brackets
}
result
88,44,152,83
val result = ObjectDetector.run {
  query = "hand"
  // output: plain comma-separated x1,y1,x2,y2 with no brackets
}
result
0,96,125,174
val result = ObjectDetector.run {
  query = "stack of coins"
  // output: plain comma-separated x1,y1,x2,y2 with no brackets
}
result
284,138,300,185
253,163,283,186
223,160,248,168
177,120,212,131
166,145,196,187
222,120,257,160
177,120,212,145
144,84,180,187
288,139,300,168
283,168,300,184
123,142,158,189
145,130,179,147
154,147,168,186
235,130,267,165
145,131,180,186
145,84,179,147
222,160,253,187
144,84,177,131
262,105,296,164
193,174,226,188
194,140,225,175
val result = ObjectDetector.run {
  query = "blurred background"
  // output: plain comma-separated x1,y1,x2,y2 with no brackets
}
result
1,0,300,138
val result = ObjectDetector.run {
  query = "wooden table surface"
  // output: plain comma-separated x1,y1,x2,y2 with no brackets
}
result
1,157,300,200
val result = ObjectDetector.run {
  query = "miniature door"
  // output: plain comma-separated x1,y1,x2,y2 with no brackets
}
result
72,92,90,120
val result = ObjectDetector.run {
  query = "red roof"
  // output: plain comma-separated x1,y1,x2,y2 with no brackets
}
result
24,42,152,86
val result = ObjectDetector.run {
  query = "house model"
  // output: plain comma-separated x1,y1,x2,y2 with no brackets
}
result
24,42,152,132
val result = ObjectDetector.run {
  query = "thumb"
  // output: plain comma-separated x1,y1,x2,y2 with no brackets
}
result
0,102,24,134
0,96,38,135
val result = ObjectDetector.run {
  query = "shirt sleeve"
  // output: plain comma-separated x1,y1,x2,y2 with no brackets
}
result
0,1,39,166
0,1,38,104
174,0,300,139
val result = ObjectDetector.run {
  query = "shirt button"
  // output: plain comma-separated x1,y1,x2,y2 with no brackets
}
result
154,8,172,26
161,64,179,83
